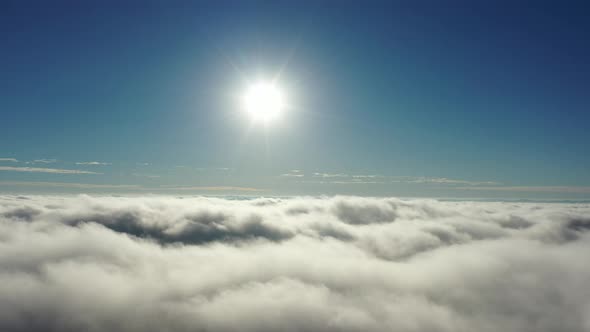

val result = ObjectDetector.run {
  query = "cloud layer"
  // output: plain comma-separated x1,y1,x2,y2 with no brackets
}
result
1,195,590,332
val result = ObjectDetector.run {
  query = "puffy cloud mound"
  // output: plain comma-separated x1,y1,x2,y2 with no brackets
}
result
1,195,590,332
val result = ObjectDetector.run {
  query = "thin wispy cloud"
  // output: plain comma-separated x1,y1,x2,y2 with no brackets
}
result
158,186,264,192
280,173,304,178
0,182,262,192
280,170,305,177
403,177,500,186
313,172,349,178
351,174,379,178
31,159,57,164
75,161,112,166
330,180,384,184
0,166,100,174
458,186,590,194
131,173,161,179
282,172,498,186
185,167,233,172
0,181,139,189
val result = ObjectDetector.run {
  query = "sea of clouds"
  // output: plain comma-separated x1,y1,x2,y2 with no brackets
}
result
1,194,590,332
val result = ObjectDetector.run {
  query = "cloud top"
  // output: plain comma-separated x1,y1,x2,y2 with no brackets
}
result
1,195,589,332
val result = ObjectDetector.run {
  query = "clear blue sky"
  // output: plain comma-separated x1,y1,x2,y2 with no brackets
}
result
1,0,589,199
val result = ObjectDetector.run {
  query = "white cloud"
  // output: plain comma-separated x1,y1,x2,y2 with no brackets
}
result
158,186,264,192
280,173,304,177
330,180,383,184
75,161,112,166
31,159,57,164
131,173,161,179
457,186,590,194
0,166,100,174
0,158,18,162
397,176,500,186
280,170,305,177
283,173,498,186
0,195,589,332
313,172,349,178
0,181,139,189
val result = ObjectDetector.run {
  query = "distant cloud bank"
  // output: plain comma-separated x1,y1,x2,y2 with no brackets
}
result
0,195,589,331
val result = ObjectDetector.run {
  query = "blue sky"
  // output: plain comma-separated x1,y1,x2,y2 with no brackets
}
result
1,0,589,198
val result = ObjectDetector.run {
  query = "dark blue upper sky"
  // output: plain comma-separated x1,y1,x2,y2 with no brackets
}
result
1,0,589,198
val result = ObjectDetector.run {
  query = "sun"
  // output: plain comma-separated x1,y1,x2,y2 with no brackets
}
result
242,82,285,123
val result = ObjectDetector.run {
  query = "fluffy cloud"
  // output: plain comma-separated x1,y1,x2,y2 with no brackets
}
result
1,195,589,332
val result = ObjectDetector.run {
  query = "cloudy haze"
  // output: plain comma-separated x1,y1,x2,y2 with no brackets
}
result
1,195,589,331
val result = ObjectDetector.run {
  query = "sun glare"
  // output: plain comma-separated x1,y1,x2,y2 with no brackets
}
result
243,82,285,123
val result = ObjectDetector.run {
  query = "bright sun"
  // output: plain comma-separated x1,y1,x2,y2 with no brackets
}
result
243,82,285,123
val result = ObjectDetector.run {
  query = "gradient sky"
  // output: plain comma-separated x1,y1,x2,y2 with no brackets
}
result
1,0,589,198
